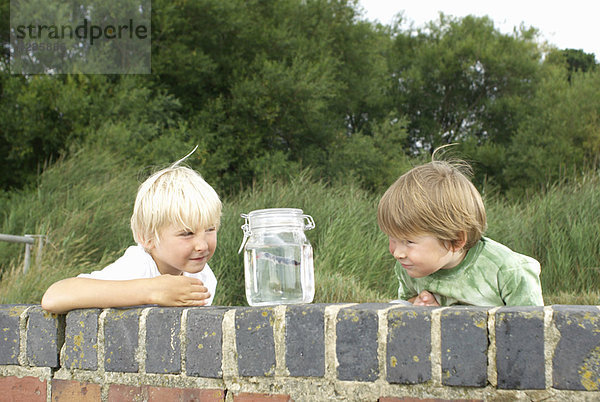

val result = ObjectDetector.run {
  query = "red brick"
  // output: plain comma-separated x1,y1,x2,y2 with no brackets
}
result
51,379,101,401
147,386,225,402
108,384,145,401
0,376,47,401
106,384,225,402
233,393,292,402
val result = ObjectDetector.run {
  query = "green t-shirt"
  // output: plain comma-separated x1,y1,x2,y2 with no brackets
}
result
395,237,544,306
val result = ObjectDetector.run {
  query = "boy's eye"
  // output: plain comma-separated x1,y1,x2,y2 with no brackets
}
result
179,231,194,237
205,226,216,233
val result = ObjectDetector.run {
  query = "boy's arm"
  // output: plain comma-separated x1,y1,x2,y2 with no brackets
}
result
499,257,544,306
41,275,210,314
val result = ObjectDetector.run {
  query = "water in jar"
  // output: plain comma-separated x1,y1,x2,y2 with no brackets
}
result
244,244,314,306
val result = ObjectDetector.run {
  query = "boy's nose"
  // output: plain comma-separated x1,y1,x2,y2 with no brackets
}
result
390,243,406,260
393,248,406,260
194,235,208,251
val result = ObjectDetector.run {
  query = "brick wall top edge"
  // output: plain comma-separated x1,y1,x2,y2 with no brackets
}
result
1,304,599,318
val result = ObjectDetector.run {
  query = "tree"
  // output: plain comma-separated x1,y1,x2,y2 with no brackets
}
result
390,14,542,153
0,72,188,189
149,0,395,191
504,66,600,194
562,49,597,74
545,48,597,82
0,74,93,189
326,112,412,192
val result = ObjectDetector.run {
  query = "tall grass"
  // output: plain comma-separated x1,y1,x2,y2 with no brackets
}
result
486,173,600,304
0,149,136,302
1,149,599,305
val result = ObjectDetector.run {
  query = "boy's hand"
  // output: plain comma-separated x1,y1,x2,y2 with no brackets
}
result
148,275,210,306
413,290,440,307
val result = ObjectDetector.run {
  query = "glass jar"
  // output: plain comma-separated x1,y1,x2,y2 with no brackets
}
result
238,208,315,306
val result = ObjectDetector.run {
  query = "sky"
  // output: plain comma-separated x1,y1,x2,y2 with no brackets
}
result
358,0,599,60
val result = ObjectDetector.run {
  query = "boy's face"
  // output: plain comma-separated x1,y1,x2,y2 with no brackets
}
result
147,224,217,276
388,234,465,278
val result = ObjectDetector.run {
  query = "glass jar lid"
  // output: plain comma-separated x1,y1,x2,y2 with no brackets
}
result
238,208,315,253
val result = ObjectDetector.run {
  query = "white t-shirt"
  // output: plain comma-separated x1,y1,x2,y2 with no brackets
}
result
78,245,217,305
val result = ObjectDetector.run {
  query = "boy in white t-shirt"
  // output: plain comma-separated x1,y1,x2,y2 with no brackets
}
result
42,150,222,314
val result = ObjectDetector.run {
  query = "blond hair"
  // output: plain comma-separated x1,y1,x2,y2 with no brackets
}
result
377,156,486,250
130,155,221,246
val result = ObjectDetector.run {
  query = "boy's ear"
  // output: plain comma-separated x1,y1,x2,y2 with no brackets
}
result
450,231,467,252
138,236,154,250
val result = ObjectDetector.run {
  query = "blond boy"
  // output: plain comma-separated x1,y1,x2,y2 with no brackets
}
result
377,157,543,306
42,157,221,314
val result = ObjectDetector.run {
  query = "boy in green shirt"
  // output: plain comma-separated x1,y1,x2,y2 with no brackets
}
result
377,155,543,306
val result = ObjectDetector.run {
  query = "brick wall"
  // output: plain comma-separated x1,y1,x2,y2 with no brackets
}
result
1,303,600,401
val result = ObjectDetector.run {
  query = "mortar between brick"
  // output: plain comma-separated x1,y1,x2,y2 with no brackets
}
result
273,306,287,377
221,309,238,383
180,309,189,376
97,310,108,401
18,306,34,366
98,310,108,374
487,306,500,387
138,308,151,373
544,306,558,390
430,307,446,386
376,306,390,384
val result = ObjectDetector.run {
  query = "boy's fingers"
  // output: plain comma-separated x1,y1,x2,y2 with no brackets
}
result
186,299,207,307
419,290,432,301
413,296,425,306
191,290,210,299
190,284,208,293
185,277,204,286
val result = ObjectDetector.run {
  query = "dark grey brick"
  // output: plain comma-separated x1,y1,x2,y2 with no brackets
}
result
0,305,28,364
552,305,600,390
286,304,325,377
495,307,545,389
104,308,142,373
235,307,276,377
26,306,64,367
387,307,432,384
63,309,100,370
441,307,488,387
186,307,228,378
337,304,387,382
145,307,182,374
